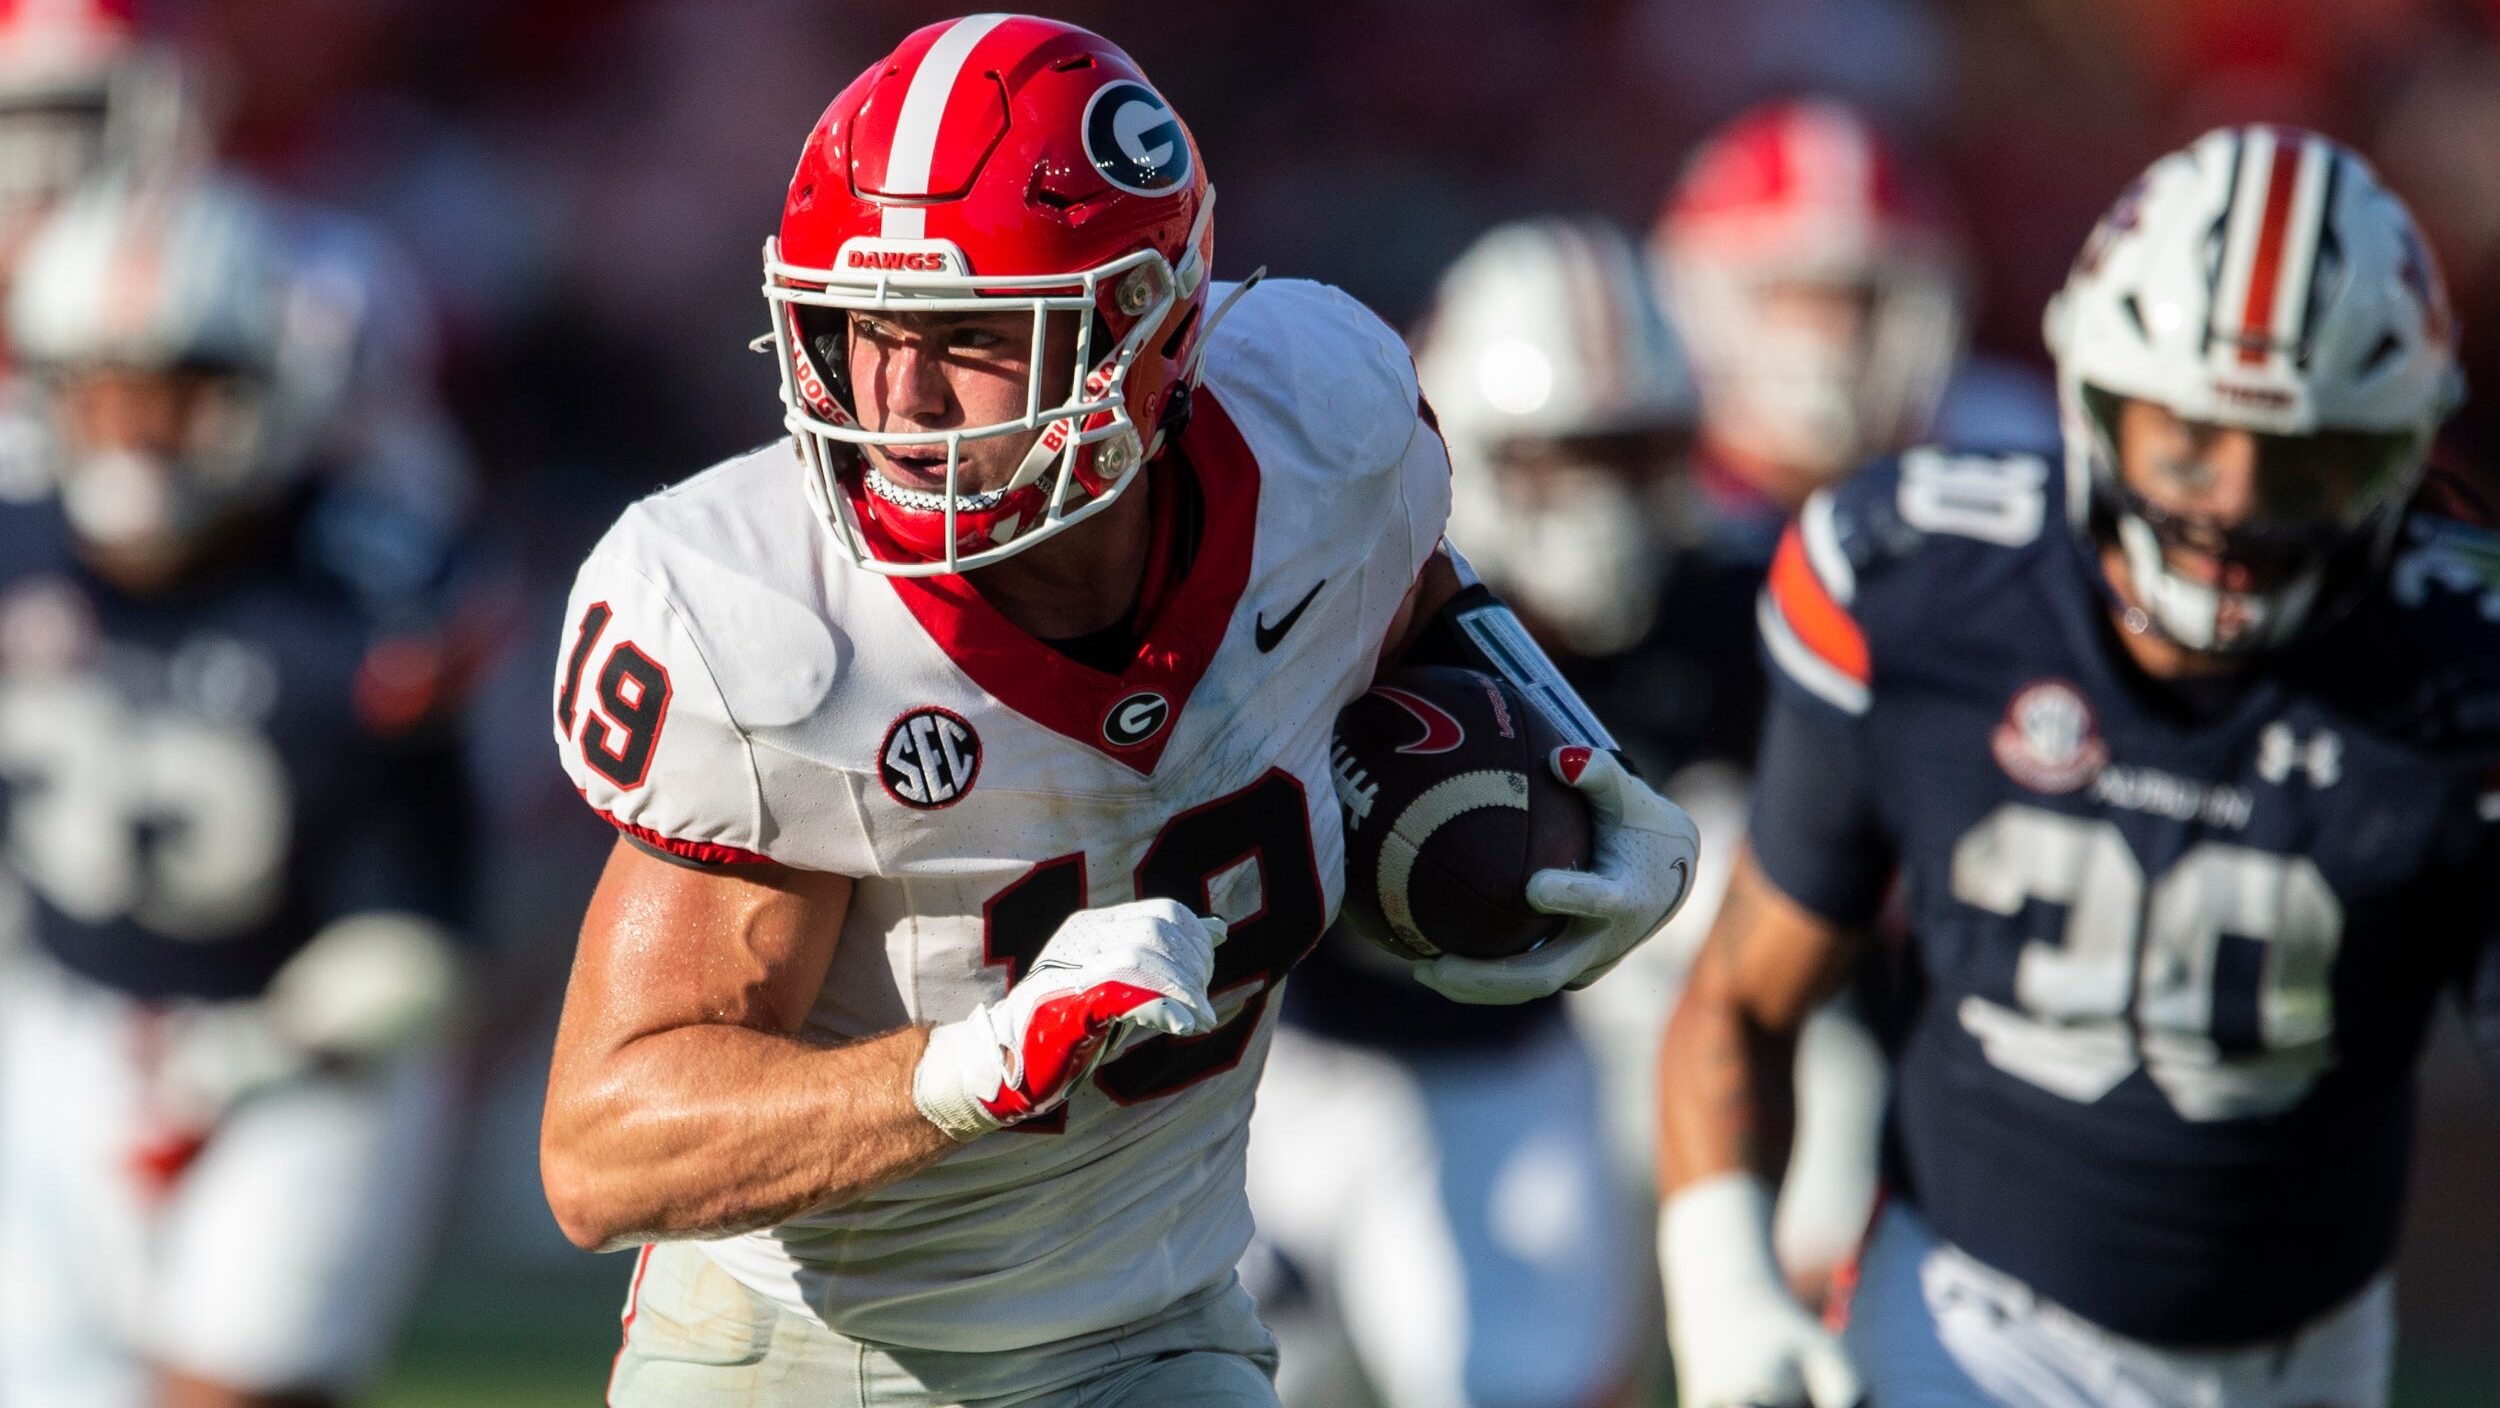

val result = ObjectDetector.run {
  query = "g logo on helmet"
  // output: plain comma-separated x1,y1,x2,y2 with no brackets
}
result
1082,81,1190,197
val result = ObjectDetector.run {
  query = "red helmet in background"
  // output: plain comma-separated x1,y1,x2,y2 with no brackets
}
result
0,0,193,258
1654,98,1968,488
765,13,1214,575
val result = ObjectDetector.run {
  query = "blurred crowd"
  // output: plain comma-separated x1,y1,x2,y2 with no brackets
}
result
9,0,2500,1402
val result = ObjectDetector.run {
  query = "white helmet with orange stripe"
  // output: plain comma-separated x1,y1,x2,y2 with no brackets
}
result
2046,124,2464,653
1415,215,1696,654
1654,98,1967,495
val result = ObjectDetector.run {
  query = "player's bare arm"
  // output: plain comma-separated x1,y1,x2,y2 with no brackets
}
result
1655,849,1868,1408
540,841,945,1252
1658,846,1863,1193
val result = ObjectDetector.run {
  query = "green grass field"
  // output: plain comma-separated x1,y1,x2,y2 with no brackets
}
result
374,1256,621,1408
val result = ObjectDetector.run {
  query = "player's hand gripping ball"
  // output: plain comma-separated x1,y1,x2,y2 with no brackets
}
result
1331,666,1594,963
1335,665,1704,1004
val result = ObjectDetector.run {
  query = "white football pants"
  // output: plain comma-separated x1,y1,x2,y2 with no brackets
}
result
1845,1203,2393,1408
0,949,461,1405
1244,1016,1637,1408
609,1243,1278,1406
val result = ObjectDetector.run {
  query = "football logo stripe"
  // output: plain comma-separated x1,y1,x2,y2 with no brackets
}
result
878,12,1011,239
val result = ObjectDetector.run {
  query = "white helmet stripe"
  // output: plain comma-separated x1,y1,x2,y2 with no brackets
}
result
2214,127,2320,370
877,12,1011,239
2262,136,2336,368
2210,126,2275,364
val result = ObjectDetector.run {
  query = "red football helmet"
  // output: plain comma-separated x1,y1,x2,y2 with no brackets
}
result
764,14,1214,575
0,0,192,258
1654,98,1967,487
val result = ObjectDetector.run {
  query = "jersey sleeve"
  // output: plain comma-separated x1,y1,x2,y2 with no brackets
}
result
1746,489,1894,925
1757,492,1872,721
1746,688,1894,927
1386,387,1456,588
551,521,772,866
1351,296,1454,661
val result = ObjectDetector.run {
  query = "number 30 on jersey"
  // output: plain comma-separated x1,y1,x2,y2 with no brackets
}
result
1953,802,2342,1122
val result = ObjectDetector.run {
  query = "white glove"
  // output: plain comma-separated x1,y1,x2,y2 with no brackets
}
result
1416,745,1699,1005
1663,1174,1865,1408
267,913,463,1061
913,898,1225,1139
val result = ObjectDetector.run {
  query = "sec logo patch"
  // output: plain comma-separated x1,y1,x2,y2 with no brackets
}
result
1991,679,2107,793
881,707,981,809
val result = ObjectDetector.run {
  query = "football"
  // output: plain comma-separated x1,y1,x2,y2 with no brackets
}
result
1331,665,1595,961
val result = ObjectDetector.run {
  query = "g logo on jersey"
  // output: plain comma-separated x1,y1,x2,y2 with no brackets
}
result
881,707,981,809
1082,81,1190,196
1103,690,1171,748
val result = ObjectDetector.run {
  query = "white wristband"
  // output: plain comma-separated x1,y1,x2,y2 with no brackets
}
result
911,1014,1002,1142
1660,1172,1788,1326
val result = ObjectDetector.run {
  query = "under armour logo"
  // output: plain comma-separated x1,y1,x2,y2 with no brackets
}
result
2256,722,2341,788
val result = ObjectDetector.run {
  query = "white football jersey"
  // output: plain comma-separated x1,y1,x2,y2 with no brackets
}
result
552,279,1451,1351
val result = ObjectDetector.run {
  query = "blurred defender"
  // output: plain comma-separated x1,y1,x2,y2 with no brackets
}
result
1626,97,2015,1303
0,173,475,1408
0,0,196,503
1248,217,1681,1408
1659,125,2499,1408
1654,98,1973,552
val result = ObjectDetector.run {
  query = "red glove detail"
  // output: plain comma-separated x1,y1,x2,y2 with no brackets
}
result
975,980,1162,1122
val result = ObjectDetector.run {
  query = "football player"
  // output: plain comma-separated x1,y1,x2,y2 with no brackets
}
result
0,0,197,503
539,16,1699,1408
1658,125,2494,1408
0,171,475,1408
1246,216,1686,1408
1644,98,1998,1305
1654,98,2010,559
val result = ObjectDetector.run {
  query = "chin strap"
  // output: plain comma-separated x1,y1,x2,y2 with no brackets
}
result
1146,266,1266,464
1178,267,1265,391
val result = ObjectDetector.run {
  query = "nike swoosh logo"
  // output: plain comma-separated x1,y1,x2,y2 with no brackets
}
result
1254,579,1326,653
1372,686,1465,754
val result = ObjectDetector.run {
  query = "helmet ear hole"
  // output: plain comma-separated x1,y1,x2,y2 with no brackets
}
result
789,303,855,416
1087,311,1117,371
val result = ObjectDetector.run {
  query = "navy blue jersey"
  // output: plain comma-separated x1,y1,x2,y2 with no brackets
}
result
1750,444,2500,1347
0,497,474,1001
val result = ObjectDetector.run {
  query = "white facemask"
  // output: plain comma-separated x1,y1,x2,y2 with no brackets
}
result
1716,322,1870,482
59,448,197,549
1453,465,1669,655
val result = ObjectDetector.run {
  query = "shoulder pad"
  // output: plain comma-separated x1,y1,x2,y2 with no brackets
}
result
1817,446,2057,579
1762,445,2062,719
612,451,847,730
2389,511,2500,624
551,449,848,865
1194,278,1421,483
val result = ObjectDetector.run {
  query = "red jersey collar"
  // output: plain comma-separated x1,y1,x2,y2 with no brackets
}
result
883,389,1261,774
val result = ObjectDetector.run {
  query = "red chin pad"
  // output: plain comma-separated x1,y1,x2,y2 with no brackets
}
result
849,469,1050,567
